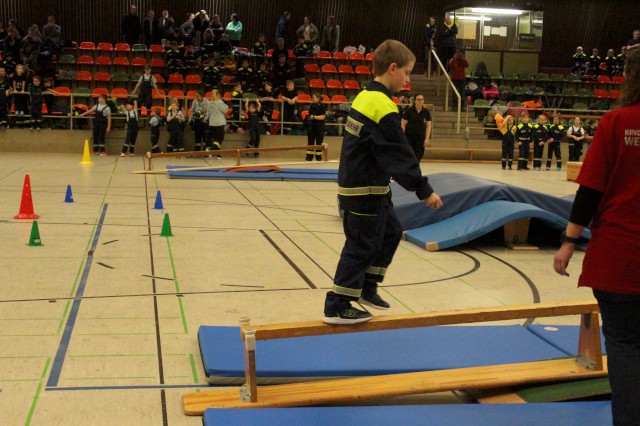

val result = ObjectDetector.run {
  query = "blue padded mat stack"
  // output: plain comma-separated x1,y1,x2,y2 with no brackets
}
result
203,402,612,426
198,325,568,383
167,166,338,181
391,173,577,231
527,325,606,356
403,200,574,251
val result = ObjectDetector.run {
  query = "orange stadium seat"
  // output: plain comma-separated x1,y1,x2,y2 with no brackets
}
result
92,88,109,97
115,43,131,52
350,52,365,61
343,80,360,91
338,65,354,76
150,58,165,68
153,73,165,84
185,74,202,85
152,89,166,99
297,93,312,103
77,55,94,65
148,44,164,53
333,52,347,62
309,79,326,89
95,56,112,66
332,94,348,103
612,76,625,84
355,65,371,75
93,72,111,82
321,64,338,75
326,79,343,89
54,87,71,96
111,88,128,99
97,43,113,53
168,89,185,100
131,58,147,67
168,74,184,84
75,71,92,81
609,89,621,99
78,42,95,51
317,51,332,60
186,90,198,100
113,57,130,66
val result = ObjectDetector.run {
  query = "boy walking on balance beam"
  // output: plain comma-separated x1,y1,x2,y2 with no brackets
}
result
324,39,442,325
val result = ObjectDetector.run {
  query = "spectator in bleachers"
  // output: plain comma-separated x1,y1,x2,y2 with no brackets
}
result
571,46,588,74
567,116,585,161
293,35,311,78
158,9,174,42
297,17,319,45
448,49,468,111
131,65,159,111
0,23,6,45
143,10,159,46
202,58,222,92
21,26,42,71
180,13,196,46
272,53,292,89
210,14,224,45
166,27,184,46
225,14,243,47
587,48,602,76
627,29,640,48
200,29,217,61
616,46,626,75
320,16,340,53
42,15,61,52
216,33,233,57
4,29,21,64
2,51,16,76
258,81,276,131
438,14,458,71
423,16,437,75
8,19,25,39
584,118,598,156
0,67,9,129
236,58,254,91
244,98,262,156
401,94,432,161
604,49,618,77
166,41,185,75
121,4,141,46
275,12,291,47
251,33,267,63
272,38,288,64
255,62,270,88
193,10,210,37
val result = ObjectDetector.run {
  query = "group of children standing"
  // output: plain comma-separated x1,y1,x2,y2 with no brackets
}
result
498,109,598,170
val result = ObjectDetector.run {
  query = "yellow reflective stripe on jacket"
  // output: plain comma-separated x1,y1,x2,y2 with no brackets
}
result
332,284,362,298
338,185,390,196
351,90,398,124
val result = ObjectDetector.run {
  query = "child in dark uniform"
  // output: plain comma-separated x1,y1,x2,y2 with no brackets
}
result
0,67,11,129
29,75,57,130
166,97,185,152
149,108,163,153
121,99,139,156
306,93,326,161
244,98,262,157
131,65,159,112
279,80,297,133
12,64,28,127
293,35,311,78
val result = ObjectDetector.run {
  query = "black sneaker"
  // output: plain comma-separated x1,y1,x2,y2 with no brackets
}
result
323,305,372,325
359,293,390,310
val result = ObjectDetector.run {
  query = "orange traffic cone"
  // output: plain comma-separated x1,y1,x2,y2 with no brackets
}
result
14,174,40,220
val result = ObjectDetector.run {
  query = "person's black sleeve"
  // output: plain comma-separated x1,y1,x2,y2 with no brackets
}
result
374,113,434,200
569,185,604,226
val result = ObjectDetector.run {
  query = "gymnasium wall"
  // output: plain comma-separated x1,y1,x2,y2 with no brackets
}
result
1,0,638,69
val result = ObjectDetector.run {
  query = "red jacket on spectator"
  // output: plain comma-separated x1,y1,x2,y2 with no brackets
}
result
449,56,469,80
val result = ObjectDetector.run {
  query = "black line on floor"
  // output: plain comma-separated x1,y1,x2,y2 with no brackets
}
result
144,177,168,426
472,247,541,326
101,240,119,245
141,274,174,281
96,262,115,269
280,230,335,280
0,287,308,304
260,230,317,289
383,250,481,287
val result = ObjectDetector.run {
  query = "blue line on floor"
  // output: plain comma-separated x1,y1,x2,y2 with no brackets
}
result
46,204,109,388
46,384,207,391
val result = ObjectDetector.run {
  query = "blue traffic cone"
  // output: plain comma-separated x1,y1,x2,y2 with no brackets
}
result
153,190,164,210
64,184,74,203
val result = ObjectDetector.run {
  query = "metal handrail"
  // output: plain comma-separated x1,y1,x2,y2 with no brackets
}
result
429,50,461,134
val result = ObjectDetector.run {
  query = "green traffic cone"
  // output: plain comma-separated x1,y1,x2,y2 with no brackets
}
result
28,220,43,246
160,213,173,237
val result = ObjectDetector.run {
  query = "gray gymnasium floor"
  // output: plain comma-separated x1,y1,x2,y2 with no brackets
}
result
0,152,593,425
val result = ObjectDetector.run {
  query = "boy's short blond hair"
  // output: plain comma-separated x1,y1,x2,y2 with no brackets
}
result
372,39,416,77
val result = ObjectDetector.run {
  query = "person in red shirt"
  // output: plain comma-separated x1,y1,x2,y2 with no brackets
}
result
554,45,640,426
448,49,468,111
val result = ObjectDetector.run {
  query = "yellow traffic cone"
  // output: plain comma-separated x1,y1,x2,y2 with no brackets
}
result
80,139,93,165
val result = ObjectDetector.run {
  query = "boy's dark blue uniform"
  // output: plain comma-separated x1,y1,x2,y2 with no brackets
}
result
547,122,565,169
325,81,434,317
532,121,549,169
515,121,533,170
0,75,10,127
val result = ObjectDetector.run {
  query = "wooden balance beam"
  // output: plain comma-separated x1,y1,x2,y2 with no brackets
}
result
182,301,603,414
143,143,329,171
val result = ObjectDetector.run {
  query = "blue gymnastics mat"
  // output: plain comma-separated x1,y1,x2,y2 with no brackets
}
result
198,325,568,384
391,173,579,231
167,166,338,181
203,402,612,426
527,325,606,356
403,200,588,251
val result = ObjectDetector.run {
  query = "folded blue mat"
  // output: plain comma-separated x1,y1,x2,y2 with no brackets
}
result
203,402,612,426
403,200,590,251
198,325,568,384
167,166,338,181
527,325,606,356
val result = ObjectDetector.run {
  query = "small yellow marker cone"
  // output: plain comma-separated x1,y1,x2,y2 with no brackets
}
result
80,139,93,165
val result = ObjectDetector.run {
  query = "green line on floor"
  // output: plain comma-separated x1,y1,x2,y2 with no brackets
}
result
0,379,41,382
0,318,59,321
81,317,153,321
0,356,49,359
68,354,156,358
0,334,56,337
295,220,340,255
189,353,199,384
25,357,50,426
166,238,188,334
76,333,154,336
65,376,157,380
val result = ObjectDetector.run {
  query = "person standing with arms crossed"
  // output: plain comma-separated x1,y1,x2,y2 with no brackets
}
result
323,40,442,325
401,95,432,160
554,45,640,426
